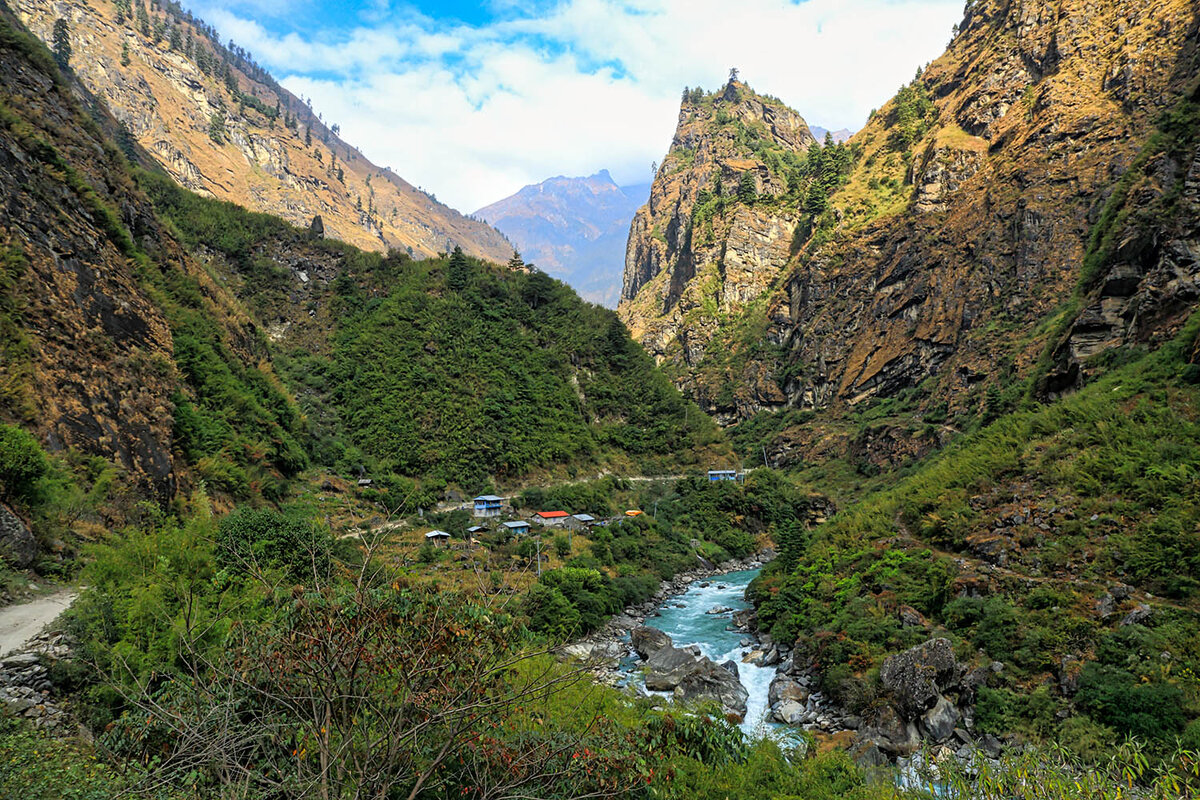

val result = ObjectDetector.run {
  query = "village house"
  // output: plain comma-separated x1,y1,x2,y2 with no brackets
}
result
502,520,531,536
534,511,570,527
707,469,739,482
424,530,451,547
565,513,595,531
473,495,504,517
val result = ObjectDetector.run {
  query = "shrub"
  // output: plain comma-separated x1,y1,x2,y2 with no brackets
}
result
1075,663,1187,742
215,506,331,582
0,424,47,505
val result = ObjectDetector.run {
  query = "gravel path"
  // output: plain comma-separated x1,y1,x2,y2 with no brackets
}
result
0,590,76,656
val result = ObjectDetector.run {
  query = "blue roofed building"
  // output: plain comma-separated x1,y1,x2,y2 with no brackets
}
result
502,520,531,536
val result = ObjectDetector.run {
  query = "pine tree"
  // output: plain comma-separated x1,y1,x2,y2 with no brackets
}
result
304,127,312,147
737,170,757,205
507,250,525,271
208,111,225,143
169,25,182,51
120,41,131,67
447,246,470,291
137,3,150,37
51,18,71,71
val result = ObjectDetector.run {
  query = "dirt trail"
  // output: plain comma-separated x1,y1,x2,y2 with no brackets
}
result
0,590,76,656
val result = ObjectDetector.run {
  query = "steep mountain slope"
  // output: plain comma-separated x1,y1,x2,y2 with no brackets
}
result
0,4,305,506
475,171,647,307
618,81,817,369
623,0,1199,456
0,4,726,511
12,0,511,262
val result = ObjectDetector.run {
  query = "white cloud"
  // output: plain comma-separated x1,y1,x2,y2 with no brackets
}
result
196,0,963,212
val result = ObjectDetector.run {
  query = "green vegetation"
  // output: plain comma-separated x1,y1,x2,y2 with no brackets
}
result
522,471,819,637
751,314,1200,751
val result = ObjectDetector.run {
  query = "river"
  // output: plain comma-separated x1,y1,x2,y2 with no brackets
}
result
624,567,780,735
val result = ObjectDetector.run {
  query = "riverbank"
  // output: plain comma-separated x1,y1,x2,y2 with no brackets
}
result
561,549,774,668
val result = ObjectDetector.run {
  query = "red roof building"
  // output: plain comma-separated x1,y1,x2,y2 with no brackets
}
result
534,511,570,527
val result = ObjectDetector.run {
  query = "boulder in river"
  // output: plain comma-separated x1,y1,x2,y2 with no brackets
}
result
631,626,672,659
645,643,703,690
768,674,809,707
673,661,749,718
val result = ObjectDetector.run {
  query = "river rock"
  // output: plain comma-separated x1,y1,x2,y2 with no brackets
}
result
880,638,960,719
768,674,809,706
645,644,702,690
0,505,36,569
559,641,625,665
773,699,806,724
631,626,672,659
920,695,960,743
673,661,749,718
720,659,740,680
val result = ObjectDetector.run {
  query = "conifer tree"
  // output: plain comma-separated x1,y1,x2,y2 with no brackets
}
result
305,126,312,147
120,41,131,67
447,246,470,291
737,170,757,204
51,18,71,71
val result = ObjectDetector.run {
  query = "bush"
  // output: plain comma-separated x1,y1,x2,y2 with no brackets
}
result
1075,663,1187,742
215,506,331,582
0,424,47,504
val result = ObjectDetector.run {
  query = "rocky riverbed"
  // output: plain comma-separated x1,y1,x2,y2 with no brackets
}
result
561,553,1019,778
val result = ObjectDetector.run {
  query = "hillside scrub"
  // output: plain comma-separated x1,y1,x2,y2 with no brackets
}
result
751,314,1200,754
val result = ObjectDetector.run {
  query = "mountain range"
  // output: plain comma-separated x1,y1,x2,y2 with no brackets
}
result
2,0,1200,789
476,171,649,307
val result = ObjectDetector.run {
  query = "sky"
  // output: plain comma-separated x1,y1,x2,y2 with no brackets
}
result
193,0,964,212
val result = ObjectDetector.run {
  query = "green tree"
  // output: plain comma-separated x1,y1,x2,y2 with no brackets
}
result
207,111,225,143
0,424,47,505
737,170,758,204
120,41,131,67
446,246,470,291
51,18,71,71
215,506,331,583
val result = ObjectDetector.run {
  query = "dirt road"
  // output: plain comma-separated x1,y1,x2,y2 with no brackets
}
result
0,590,76,656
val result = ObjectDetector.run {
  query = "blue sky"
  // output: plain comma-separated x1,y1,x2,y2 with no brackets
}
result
193,0,964,211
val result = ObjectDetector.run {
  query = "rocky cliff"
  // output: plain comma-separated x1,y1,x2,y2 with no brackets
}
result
618,81,816,367
12,0,511,262
623,0,1199,456
0,4,302,503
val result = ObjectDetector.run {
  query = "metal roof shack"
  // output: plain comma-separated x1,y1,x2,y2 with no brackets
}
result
424,530,451,546
502,521,531,534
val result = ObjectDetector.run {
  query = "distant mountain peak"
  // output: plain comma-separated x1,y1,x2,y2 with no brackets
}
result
476,173,649,307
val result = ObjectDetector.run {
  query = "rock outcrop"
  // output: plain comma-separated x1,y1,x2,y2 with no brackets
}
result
0,506,37,570
631,626,749,718
618,81,815,367
619,0,1200,467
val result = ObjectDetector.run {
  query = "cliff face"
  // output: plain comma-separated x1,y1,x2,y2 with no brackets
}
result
12,0,511,262
618,82,815,365
0,7,291,502
624,0,1199,443
475,171,646,307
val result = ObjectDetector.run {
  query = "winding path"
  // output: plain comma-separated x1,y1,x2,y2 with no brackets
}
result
0,590,76,656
